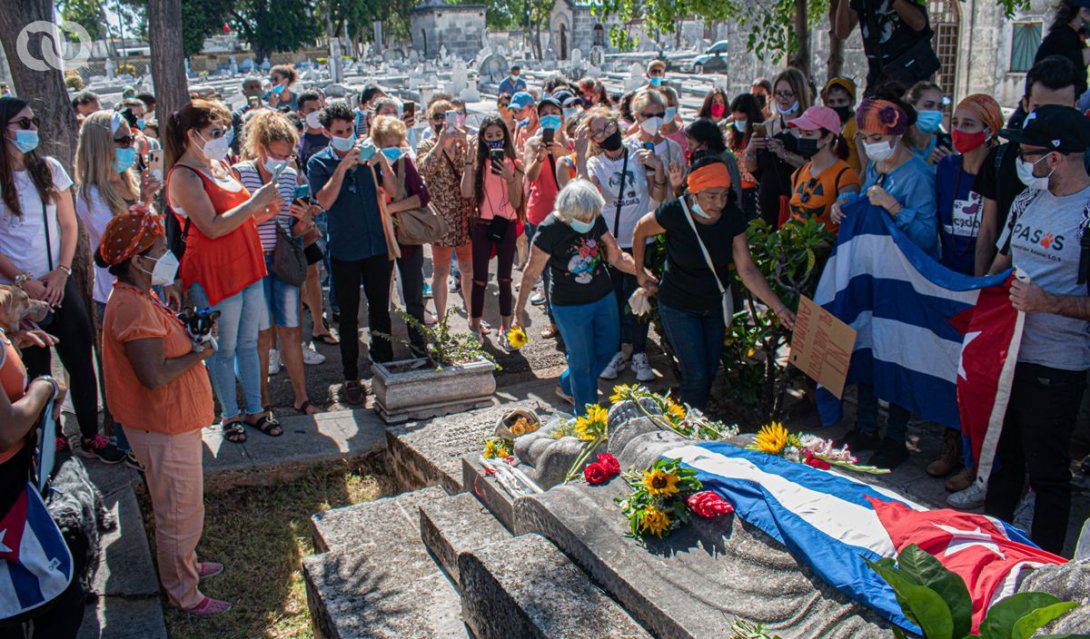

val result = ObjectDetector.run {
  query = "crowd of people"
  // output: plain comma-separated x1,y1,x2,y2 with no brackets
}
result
3,0,1090,631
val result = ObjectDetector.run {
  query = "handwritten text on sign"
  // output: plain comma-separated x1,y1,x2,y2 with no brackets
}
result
789,296,856,399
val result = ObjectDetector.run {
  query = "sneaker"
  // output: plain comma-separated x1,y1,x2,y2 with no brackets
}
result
498,333,512,352
184,596,231,617
945,466,975,492
79,435,127,464
268,349,282,376
423,281,433,299
530,290,547,305
555,385,574,406
449,277,460,292
947,479,986,510
869,439,909,470
599,351,628,380
631,353,655,382
302,344,326,366
198,561,224,579
839,429,881,452
1013,491,1035,531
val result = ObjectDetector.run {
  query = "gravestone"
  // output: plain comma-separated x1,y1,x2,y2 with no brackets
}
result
624,62,645,92
229,55,238,76
408,49,420,65
570,48,583,67
590,46,605,68
449,60,468,96
105,58,114,80
479,54,508,85
261,56,270,71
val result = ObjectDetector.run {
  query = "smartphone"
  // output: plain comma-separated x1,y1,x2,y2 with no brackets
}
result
148,150,163,180
490,148,505,174
642,141,655,151
753,122,768,138
456,108,467,129
446,111,458,129
293,184,310,206
402,102,415,121
359,145,376,162
542,128,554,145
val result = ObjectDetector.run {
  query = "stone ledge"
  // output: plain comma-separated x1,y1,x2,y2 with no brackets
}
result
418,490,511,585
310,486,447,553
458,533,652,639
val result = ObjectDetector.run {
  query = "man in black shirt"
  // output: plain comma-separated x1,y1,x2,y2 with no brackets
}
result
833,0,938,92
297,90,330,167
972,56,1079,277
1033,0,1090,99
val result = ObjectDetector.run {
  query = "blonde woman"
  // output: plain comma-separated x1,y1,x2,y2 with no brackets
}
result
744,67,812,228
232,109,320,416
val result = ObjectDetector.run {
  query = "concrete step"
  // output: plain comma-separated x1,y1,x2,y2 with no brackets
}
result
418,491,512,585
304,487,471,639
459,533,652,639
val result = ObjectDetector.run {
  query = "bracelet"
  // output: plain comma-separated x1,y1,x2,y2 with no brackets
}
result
34,374,60,399
58,265,72,276
13,272,32,287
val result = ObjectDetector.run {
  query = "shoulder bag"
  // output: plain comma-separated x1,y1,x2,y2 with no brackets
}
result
391,157,449,246
255,162,307,286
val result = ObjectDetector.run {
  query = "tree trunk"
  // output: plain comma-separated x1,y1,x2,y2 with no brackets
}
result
148,0,189,157
787,0,811,82
827,29,845,79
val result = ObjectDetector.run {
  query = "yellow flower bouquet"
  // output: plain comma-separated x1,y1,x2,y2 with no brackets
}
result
616,457,703,541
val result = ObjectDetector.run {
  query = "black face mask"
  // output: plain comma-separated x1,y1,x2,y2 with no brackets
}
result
797,137,823,159
599,128,623,152
832,105,853,124
433,123,443,134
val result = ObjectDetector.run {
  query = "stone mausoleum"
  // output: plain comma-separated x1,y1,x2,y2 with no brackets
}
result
410,0,488,61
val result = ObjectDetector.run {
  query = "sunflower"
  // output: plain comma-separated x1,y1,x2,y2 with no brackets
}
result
640,505,671,537
610,384,639,404
755,421,790,455
665,400,686,421
483,439,498,459
506,325,528,349
574,404,608,441
642,468,681,496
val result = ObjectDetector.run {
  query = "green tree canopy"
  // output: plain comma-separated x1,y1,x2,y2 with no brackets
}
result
229,0,323,61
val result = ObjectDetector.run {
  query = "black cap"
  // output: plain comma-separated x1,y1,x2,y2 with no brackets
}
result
538,95,562,112
1000,105,1090,153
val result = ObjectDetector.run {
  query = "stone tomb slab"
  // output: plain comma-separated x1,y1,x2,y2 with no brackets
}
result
311,486,447,553
418,490,512,585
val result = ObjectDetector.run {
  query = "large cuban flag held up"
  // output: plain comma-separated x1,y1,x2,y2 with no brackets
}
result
813,198,1019,436
666,443,1067,634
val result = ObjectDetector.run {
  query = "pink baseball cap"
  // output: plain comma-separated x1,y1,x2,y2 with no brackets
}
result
788,106,842,135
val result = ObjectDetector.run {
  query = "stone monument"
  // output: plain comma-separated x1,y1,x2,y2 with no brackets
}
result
624,62,645,92
105,57,114,80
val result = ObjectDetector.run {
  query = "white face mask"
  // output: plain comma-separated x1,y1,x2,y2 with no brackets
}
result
1016,156,1053,190
197,131,230,161
139,252,180,286
641,116,663,136
864,139,896,162
305,111,322,129
263,157,288,174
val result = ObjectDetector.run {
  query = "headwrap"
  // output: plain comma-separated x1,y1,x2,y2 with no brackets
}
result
823,77,857,103
98,205,164,266
956,94,1003,136
856,98,908,136
687,162,731,194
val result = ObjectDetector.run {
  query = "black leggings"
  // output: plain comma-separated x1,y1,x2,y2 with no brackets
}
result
21,278,99,440
396,244,427,356
470,219,517,319
330,254,394,380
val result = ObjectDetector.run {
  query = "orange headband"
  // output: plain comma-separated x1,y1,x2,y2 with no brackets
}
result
687,163,731,194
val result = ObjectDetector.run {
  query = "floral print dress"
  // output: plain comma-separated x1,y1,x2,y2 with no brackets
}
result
415,136,472,247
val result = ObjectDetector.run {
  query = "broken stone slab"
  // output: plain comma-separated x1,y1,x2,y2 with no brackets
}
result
458,533,652,639
418,490,512,585
303,548,470,639
310,486,447,553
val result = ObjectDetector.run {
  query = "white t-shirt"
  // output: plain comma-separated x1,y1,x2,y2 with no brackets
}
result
587,141,652,248
75,185,128,304
0,157,72,281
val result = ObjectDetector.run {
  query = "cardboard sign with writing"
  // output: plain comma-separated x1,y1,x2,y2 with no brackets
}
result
789,296,856,399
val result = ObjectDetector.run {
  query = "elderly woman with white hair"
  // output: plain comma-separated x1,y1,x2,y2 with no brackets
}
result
515,179,640,414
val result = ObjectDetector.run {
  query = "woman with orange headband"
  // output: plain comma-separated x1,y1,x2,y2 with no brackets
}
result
97,212,230,617
632,156,796,409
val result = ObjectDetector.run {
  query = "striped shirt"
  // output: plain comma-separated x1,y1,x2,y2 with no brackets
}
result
232,161,297,252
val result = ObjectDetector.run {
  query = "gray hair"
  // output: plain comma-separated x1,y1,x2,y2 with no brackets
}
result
554,179,604,225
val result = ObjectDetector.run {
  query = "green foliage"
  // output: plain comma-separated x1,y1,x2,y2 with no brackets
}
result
866,544,1084,639
376,309,498,370
997,0,1032,19
60,0,109,41
121,0,229,57
229,0,323,61
730,619,784,639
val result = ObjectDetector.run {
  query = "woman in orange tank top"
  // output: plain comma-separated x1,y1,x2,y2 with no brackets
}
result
164,100,282,444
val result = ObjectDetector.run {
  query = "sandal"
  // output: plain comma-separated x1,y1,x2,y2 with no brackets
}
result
221,420,247,444
312,332,339,346
245,415,283,437
294,400,319,415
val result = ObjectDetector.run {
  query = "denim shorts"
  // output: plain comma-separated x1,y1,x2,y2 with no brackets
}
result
261,256,301,329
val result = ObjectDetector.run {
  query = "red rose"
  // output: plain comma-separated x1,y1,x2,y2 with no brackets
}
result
584,462,611,485
686,491,734,518
804,453,831,470
596,453,621,476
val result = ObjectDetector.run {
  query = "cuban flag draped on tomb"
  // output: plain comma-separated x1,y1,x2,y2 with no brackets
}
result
667,443,1066,634
813,199,1021,456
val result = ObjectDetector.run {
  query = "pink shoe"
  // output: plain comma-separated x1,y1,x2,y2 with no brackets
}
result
198,562,224,579
184,596,231,617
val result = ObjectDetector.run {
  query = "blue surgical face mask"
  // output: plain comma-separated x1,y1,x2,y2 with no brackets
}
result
664,107,677,122
272,83,287,95
517,118,530,128
690,198,711,219
136,118,146,131
568,217,595,233
9,129,39,154
649,76,663,87
263,157,288,174
733,119,747,133
381,147,402,162
331,133,356,152
486,139,505,150
916,110,943,134
563,107,577,120
540,114,562,131
115,146,137,173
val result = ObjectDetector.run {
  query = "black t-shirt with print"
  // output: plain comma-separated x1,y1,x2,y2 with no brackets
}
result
655,198,748,311
532,213,613,306
851,0,932,69
971,142,1025,248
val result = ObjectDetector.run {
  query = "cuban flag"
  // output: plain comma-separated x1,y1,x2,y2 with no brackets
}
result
814,199,1020,438
667,443,1066,634
0,484,74,621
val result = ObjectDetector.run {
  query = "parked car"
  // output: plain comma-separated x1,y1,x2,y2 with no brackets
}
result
691,40,728,74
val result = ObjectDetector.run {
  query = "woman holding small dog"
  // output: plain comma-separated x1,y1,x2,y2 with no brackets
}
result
97,213,230,617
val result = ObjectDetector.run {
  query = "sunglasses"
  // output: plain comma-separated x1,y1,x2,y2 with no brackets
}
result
775,91,795,99
9,117,39,130
640,111,666,119
114,135,134,148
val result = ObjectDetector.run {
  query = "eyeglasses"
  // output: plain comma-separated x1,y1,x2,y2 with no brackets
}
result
9,117,39,130
640,111,666,119
774,90,795,99
114,135,134,148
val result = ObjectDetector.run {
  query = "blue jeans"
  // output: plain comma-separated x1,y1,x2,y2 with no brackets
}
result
551,294,620,415
261,256,301,329
658,302,724,410
611,253,648,354
856,384,910,444
189,280,267,420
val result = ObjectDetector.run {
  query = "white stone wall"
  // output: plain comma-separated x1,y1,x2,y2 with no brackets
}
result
982,0,1052,108
410,6,487,61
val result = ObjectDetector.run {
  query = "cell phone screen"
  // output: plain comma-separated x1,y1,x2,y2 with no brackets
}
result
446,112,458,129
542,128,554,145
642,141,655,151
294,184,310,203
359,145,376,162
403,102,415,119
